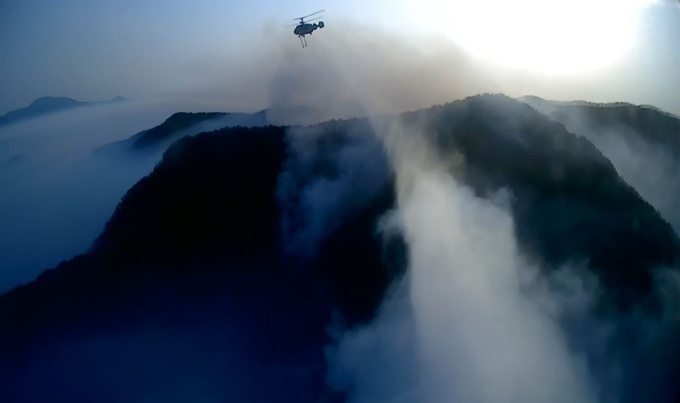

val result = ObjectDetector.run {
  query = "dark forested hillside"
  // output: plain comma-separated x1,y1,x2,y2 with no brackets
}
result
131,112,228,148
0,122,403,402
0,94,678,402
98,110,269,154
521,95,680,156
414,95,678,301
521,95,680,235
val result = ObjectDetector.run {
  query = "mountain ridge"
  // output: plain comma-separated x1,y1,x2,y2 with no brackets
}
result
520,94,680,233
1,93,678,402
0,91,668,316
96,109,269,154
0,95,126,127
519,95,680,120
519,95,680,153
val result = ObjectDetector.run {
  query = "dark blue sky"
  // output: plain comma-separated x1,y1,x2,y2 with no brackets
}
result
1,0,678,115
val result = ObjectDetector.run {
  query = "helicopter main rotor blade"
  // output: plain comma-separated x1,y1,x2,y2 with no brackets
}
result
285,16,321,27
295,9,325,20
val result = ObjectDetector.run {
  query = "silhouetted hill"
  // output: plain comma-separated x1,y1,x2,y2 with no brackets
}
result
131,112,228,148
97,110,269,154
0,96,127,127
416,95,678,298
0,94,677,402
0,123,401,402
2,96,83,124
520,95,680,156
520,95,680,234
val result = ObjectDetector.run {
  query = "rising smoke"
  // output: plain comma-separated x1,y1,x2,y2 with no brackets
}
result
321,113,680,403
255,21,680,401
276,122,391,259
325,121,593,403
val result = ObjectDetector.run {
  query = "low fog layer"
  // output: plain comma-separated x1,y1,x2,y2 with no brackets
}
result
0,99,230,291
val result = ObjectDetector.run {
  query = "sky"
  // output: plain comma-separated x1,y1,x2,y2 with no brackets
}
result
0,0,679,115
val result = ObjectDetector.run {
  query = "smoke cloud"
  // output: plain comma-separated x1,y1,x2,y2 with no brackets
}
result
243,20,680,403
245,21,498,126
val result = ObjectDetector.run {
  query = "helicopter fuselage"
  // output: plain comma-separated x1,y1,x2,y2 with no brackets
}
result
294,21,324,36
290,11,325,48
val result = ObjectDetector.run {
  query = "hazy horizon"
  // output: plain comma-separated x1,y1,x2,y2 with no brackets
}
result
1,0,679,117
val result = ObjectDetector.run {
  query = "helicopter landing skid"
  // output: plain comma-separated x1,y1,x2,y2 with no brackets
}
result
298,35,308,48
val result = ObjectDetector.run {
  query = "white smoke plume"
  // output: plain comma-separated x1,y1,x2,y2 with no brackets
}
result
276,122,391,259
249,21,680,401
324,118,679,403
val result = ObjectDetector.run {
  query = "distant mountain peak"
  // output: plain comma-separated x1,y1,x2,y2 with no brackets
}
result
29,96,81,108
167,111,224,120
519,95,680,120
0,95,126,127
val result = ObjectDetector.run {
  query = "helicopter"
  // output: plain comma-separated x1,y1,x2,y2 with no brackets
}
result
288,10,325,48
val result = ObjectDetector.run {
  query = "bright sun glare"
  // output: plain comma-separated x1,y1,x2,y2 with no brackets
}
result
415,0,656,75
